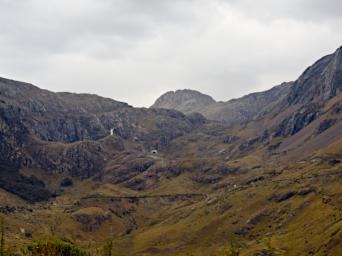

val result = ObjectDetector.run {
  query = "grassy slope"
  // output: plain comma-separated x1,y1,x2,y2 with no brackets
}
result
2,141,340,255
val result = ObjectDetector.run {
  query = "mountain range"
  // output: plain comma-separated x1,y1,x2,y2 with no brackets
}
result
0,46,341,255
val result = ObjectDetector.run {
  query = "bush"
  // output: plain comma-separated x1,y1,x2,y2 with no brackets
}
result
218,243,240,256
22,240,87,256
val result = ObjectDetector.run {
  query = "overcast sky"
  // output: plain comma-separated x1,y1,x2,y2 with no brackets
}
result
0,0,341,107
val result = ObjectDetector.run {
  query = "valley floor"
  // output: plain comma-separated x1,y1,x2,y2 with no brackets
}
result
1,141,341,256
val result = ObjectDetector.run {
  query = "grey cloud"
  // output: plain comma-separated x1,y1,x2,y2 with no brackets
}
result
0,0,341,106
221,0,342,21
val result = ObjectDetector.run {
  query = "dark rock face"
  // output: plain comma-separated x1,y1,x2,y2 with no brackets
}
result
269,191,296,202
240,175,265,186
0,161,51,203
0,205,32,214
332,102,342,114
274,104,319,137
30,141,106,178
0,106,30,164
186,112,207,125
223,135,239,144
253,250,277,256
239,137,262,152
328,159,341,166
297,188,315,196
60,177,73,187
315,119,337,134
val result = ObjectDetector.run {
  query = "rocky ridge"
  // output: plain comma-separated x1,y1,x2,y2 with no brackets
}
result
152,82,292,125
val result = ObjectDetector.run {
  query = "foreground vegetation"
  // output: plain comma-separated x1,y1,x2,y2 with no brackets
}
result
0,216,281,256
0,238,242,256
0,216,243,256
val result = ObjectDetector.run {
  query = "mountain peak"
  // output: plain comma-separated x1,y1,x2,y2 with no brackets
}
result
151,89,216,113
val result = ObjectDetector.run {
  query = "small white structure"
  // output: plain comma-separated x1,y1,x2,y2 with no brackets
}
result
151,149,158,155
110,128,114,136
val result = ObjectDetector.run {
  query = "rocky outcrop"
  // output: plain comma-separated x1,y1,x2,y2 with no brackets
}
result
274,103,320,137
315,119,337,134
222,135,239,144
30,141,106,178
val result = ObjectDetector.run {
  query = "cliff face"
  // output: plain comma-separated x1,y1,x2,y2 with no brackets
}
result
286,46,342,105
0,78,128,143
268,47,342,138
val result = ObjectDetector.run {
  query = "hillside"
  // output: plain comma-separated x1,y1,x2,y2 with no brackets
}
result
0,46,341,255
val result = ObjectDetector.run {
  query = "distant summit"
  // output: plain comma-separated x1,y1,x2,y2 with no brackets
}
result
151,89,215,114
151,84,292,125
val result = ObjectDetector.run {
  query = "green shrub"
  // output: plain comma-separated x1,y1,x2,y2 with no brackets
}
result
22,240,87,256
218,244,240,256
